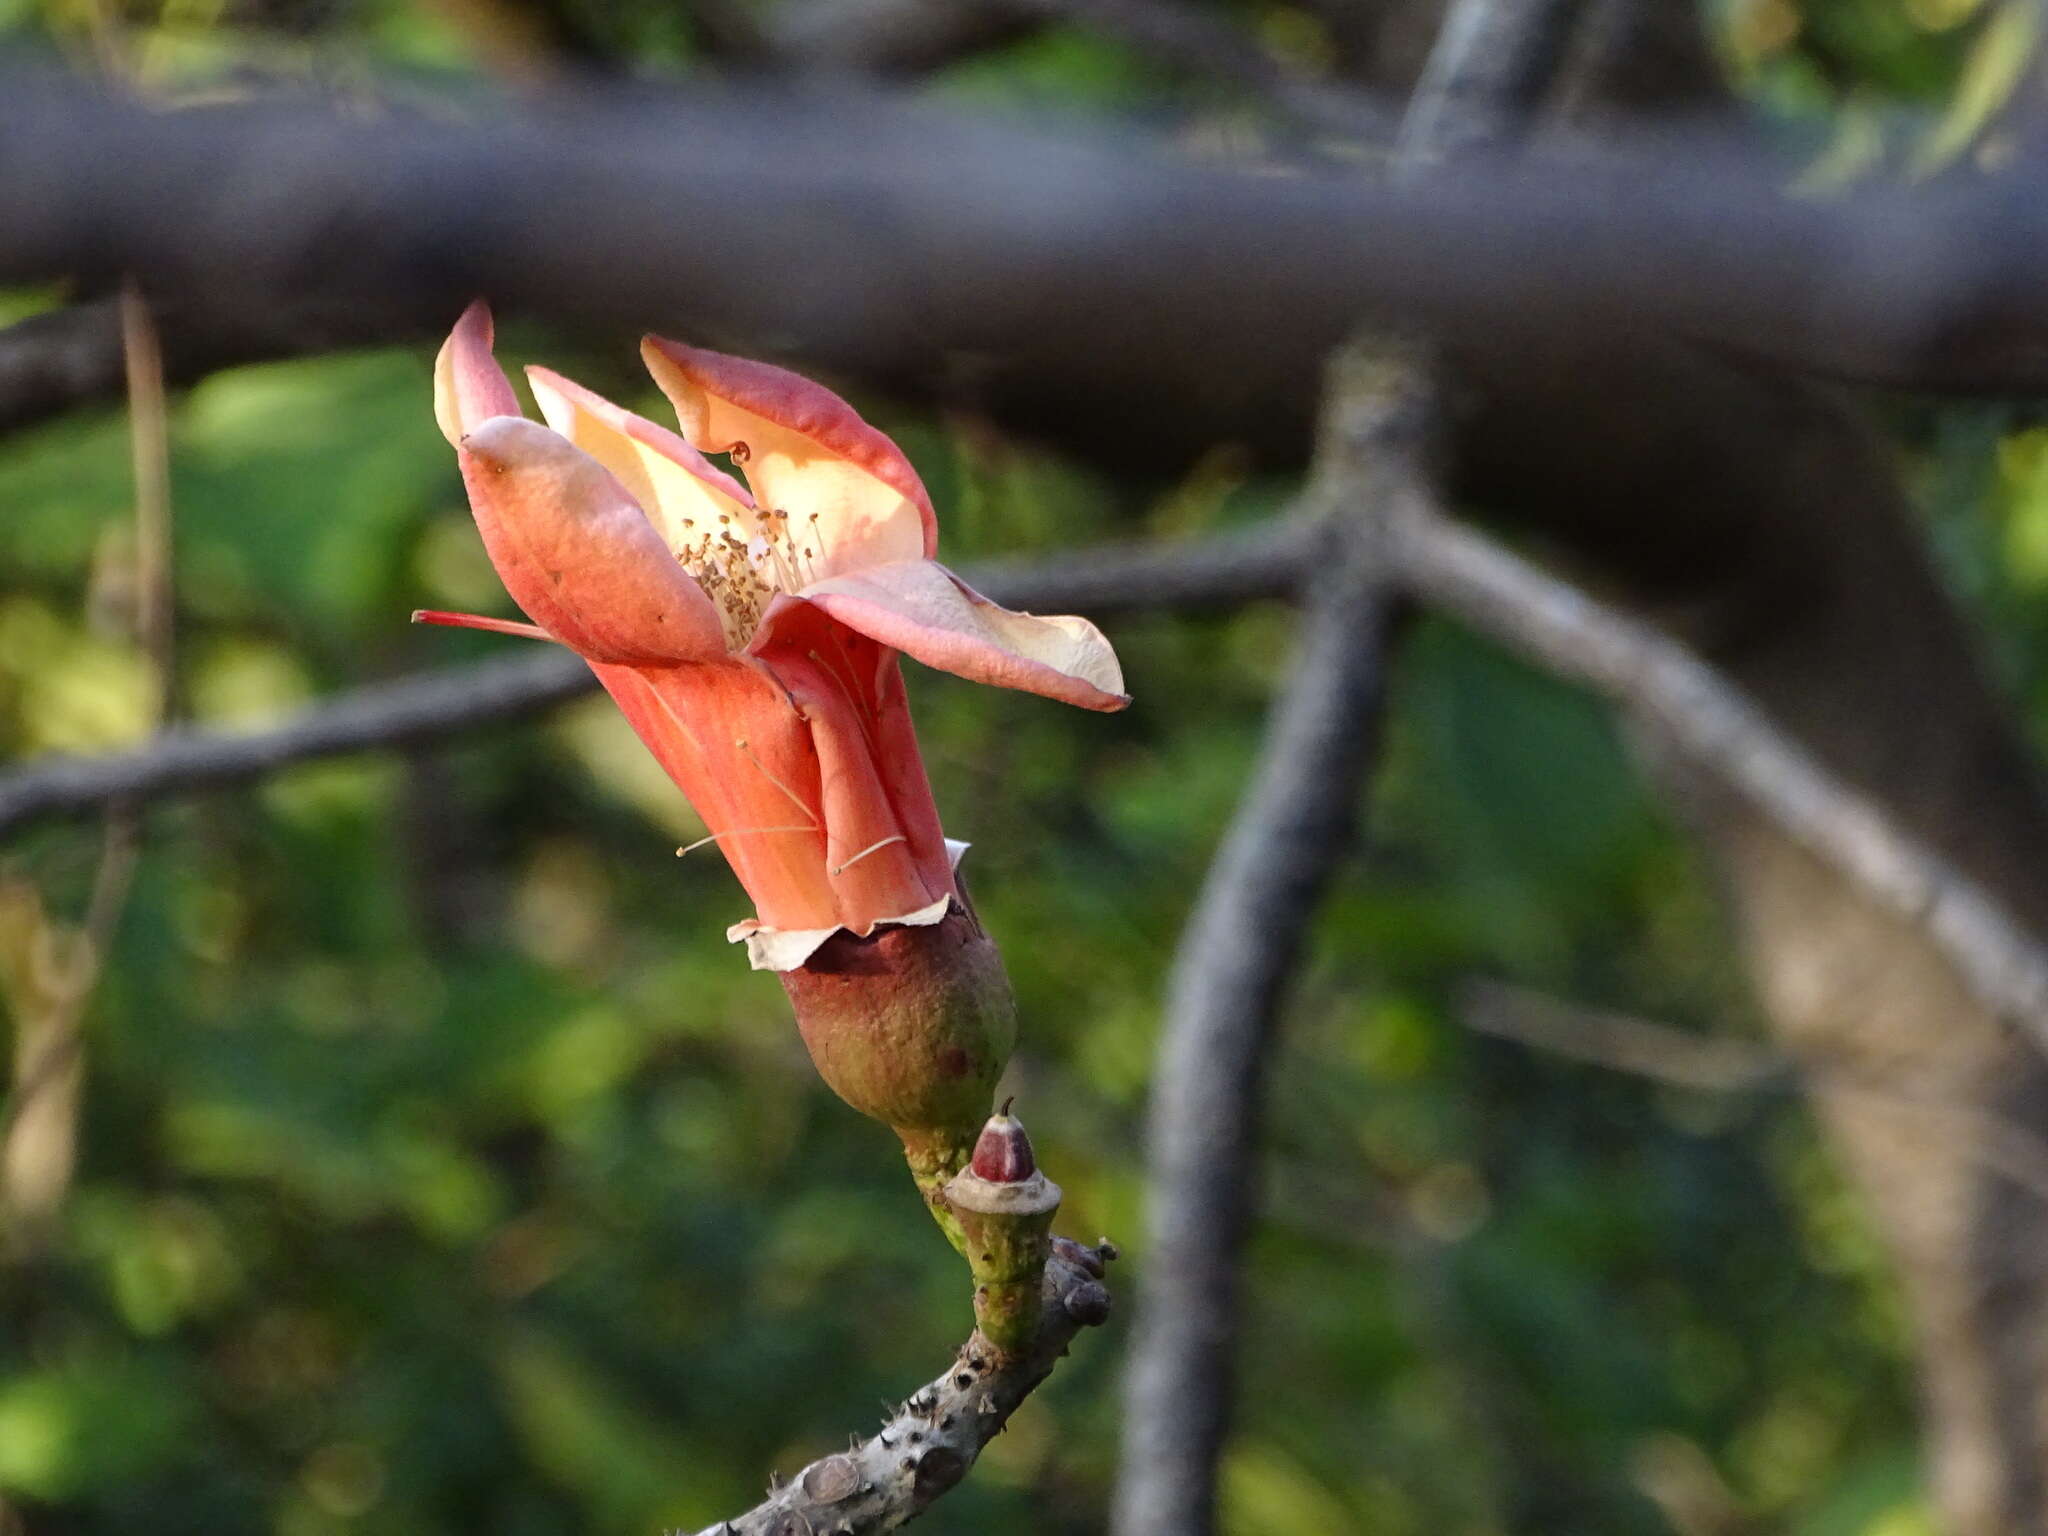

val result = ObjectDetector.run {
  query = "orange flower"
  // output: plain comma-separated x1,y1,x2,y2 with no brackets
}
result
424,302,1126,974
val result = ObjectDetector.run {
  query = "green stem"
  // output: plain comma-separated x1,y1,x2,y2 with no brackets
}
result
897,1125,974,1255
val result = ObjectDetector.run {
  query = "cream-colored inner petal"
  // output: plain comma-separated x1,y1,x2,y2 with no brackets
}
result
528,372,826,650
643,351,927,580
527,371,746,555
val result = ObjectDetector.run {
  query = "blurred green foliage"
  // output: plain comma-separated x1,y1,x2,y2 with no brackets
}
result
0,0,2039,1532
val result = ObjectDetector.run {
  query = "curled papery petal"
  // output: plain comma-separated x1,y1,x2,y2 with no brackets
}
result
768,560,1129,711
525,366,756,558
728,892,953,973
434,300,521,447
459,417,728,664
641,337,934,577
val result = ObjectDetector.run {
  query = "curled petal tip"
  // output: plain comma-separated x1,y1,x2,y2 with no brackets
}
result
452,416,729,664
434,301,521,446
780,561,1129,711
641,336,936,569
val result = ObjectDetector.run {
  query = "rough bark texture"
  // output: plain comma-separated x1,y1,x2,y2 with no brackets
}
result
691,1237,1115,1536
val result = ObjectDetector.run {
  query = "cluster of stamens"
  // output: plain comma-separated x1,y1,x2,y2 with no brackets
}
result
670,457,826,650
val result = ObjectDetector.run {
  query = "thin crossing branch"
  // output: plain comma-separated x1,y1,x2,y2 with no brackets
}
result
0,525,1311,841
1397,505,2048,1057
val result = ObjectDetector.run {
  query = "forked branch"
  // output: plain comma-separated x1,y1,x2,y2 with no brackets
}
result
695,1238,1115,1536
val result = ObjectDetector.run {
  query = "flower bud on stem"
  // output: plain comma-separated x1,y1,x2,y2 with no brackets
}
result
779,906,1018,1252
942,1103,1062,1355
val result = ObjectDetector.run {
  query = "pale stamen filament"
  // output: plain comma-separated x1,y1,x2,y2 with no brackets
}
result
675,825,817,858
829,835,907,877
734,737,823,829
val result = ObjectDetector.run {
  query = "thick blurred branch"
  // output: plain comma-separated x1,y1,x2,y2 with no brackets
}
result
0,526,1309,839
1112,354,1405,1536
6,71,2048,451
694,1239,1115,1536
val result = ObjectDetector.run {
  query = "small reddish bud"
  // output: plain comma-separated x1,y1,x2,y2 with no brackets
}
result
968,1099,1037,1183
943,1105,1062,1355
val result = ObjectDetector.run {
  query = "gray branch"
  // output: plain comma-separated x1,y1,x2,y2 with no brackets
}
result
1114,0,1577,1522
696,1239,1115,1536
0,527,1311,840
1111,356,1409,1536
1459,979,2048,1209
8,70,2048,449
1397,0,1579,157
1396,504,2048,1056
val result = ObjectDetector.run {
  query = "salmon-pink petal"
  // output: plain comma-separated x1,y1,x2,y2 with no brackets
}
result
641,337,935,578
458,417,728,665
865,655,956,895
588,658,840,933
434,301,522,446
766,560,1129,711
747,601,955,898
772,646,948,923
525,366,758,560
